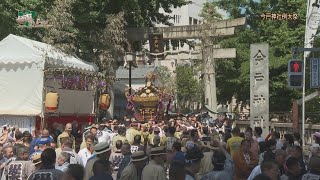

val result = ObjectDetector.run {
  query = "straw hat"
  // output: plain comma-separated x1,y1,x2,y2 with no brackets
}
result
32,154,42,165
94,142,111,154
150,146,166,156
201,141,219,150
131,151,147,162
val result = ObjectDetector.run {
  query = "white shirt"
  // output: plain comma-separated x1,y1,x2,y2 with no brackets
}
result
78,148,92,167
247,165,261,180
97,129,112,144
256,137,265,143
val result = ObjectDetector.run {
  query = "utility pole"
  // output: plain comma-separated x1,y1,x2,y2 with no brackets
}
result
291,47,320,146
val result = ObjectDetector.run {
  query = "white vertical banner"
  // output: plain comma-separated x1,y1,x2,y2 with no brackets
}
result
304,0,320,58
310,58,320,88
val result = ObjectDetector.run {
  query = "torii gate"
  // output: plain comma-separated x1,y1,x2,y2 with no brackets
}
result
125,17,246,118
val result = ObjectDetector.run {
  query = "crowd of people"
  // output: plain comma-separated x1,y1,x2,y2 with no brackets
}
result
0,115,319,180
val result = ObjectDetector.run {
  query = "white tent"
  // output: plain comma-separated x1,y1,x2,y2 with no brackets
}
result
0,34,98,125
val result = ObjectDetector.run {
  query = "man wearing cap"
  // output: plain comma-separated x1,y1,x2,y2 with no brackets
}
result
57,123,76,149
1,146,34,180
141,146,167,180
119,151,147,180
84,142,112,180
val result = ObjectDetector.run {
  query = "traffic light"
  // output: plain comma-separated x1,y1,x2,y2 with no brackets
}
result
288,59,303,88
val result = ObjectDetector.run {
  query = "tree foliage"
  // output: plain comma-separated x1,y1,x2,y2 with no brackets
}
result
176,65,201,112
0,0,55,41
200,2,222,22
43,0,77,54
0,0,189,74
205,0,308,111
155,66,176,95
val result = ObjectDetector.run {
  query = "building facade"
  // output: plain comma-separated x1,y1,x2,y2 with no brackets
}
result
158,0,205,27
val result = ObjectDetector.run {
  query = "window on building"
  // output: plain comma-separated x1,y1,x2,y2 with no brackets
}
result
174,15,181,24
189,17,192,25
193,18,198,25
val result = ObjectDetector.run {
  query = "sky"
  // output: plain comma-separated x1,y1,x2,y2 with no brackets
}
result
216,8,229,19
209,0,262,19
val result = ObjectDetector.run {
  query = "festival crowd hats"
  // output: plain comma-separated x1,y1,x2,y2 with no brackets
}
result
94,142,111,154
131,151,148,162
201,141,219,150
32,154,42,165
150,146,166,156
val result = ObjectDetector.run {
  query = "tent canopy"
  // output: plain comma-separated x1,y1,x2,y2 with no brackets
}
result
0,34,98,71
0,34,98,116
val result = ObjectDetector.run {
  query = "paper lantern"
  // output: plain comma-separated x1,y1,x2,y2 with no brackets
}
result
99,93,111,110
45,92,59,112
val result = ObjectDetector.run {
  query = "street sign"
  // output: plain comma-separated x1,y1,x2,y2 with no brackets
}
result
288,59,303,88
311,58,320,88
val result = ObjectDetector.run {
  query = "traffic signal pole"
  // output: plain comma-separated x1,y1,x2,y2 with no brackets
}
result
291,47,320,147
